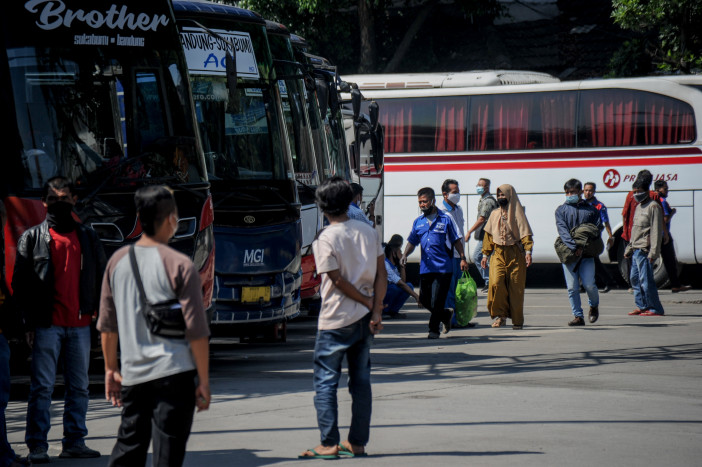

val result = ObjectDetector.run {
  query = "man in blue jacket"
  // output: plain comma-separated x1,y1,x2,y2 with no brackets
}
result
401,187,468,338
555,179,602,326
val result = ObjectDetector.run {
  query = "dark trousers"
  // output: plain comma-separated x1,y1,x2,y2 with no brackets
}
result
661,236,681,288
419,273,453,334
594,256,615,289
108,370,196,467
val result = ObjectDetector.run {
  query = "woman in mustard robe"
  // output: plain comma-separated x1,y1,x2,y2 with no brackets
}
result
481,184,533,329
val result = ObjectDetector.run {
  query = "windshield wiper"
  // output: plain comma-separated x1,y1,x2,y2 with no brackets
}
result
213,190,263,209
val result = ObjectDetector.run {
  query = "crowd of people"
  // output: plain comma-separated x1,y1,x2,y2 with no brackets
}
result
0,169,693,465
381,169,690,335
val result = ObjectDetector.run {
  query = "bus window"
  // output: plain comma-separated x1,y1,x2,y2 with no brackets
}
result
135,71,168,148
380,97,467,153
578,89,696,147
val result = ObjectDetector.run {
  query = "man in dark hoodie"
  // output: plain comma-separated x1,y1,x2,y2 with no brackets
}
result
12,176,106,463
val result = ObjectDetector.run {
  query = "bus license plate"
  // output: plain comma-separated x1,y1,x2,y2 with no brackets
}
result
241,286,270,303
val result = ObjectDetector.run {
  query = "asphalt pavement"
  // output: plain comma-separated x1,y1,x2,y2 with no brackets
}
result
6,284,702,466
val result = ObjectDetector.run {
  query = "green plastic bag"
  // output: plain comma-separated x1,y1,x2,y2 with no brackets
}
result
455,271,478,326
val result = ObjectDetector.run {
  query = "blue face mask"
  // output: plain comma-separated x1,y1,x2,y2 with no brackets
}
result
476,186,485,195
565,195,580,204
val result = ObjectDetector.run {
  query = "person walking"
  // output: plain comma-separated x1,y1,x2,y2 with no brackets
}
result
440,179,474,328
626,177,666,316
480,184,533,330
12,176,106,463
583,182,617,292
299,176,385,459
97,185,210,467
466,178,498,294
1,200,29,467
401,187,468,339
556,179,602,326
382,238,420,319
654,180,691,293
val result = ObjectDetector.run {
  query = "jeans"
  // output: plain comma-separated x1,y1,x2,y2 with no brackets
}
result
630,249,665,315
419,273,453,334
444,258,462,311
472,241,489,285
1,334,17,467
383,283,413,315
25,325,91,450
313,314,373,448
562,258,599,318
108,371,196,467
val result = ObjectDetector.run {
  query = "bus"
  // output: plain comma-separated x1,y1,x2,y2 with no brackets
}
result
173,0,302,341
1,0,216,357
340,71,702,285
265,22,328,314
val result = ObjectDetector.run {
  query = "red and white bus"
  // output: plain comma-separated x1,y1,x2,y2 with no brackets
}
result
341,71,702,284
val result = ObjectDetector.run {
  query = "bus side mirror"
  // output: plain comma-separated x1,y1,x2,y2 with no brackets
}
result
329,82,340,114
316,78,329,118
339,80,351,93
351,88,361,121
369,101,379,131
371,124,383,173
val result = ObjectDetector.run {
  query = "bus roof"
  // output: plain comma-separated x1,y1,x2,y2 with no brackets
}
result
341,70,560,90
171,0,264,25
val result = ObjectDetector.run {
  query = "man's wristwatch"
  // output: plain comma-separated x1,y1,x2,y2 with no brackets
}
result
460,255,466,260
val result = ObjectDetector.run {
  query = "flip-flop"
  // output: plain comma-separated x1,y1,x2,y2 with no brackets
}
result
298,448,339,460
337,445,368,457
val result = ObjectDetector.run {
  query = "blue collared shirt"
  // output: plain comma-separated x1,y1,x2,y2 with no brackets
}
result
407,209,460,274
347,202,373,226
385,258,402,284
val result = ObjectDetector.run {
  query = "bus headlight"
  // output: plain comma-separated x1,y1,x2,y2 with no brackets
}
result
193,225,214,271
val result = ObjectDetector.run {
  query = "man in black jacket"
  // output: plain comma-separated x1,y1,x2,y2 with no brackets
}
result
12,176,106,463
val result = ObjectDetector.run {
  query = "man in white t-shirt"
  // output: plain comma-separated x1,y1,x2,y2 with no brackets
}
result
299,177,386,460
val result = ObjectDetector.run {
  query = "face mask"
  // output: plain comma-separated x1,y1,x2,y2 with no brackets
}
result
46,202,76,233
421,201,434,215
658,191,667,199
447,192,460,205
565,195,580,204
476,186,485,196
497,198,509,207
634,192,649,204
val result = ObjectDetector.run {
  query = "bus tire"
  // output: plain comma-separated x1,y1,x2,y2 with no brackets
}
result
616,240,672,288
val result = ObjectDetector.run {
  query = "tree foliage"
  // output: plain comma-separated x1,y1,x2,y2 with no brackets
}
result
611,0,702,73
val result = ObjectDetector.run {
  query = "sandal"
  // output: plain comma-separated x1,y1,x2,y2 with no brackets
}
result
338,443,368,457
491,317,505,328
298,448,339,460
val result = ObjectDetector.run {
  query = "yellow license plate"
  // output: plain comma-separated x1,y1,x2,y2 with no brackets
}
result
241,286,270,303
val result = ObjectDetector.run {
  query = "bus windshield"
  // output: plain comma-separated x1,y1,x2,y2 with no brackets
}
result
6,44,205,192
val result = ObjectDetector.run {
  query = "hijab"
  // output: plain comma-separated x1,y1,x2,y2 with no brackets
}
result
483,184,532,245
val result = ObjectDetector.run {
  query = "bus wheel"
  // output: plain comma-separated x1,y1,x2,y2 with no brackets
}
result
617,240,672,288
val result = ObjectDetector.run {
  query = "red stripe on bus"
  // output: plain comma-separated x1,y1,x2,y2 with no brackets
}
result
383,146,702,164
384,155,702,172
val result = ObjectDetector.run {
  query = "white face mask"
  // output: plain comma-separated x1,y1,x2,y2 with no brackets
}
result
447,192,460,205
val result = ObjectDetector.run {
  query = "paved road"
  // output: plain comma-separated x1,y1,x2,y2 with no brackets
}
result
6,287,702,466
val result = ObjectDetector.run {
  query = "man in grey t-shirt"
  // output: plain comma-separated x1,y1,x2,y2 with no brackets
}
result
98,186,210,467
466,178,498,293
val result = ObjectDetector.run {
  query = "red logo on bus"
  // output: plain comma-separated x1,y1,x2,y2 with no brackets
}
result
603,169,621,189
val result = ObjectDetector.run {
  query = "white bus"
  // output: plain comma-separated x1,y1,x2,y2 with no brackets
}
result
341,71,702,285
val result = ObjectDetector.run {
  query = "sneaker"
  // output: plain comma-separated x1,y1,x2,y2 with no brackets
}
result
427,332,440,339
59,444,100,459
512,325,523,330
672,285,692,293
568,317,585,326
588,306,599,323
28,447,50,464
480,285,489,294
599,285,611,293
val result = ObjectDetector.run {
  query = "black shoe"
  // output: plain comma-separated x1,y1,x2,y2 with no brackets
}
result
428,332,440,339
28,447,49,464
443,309,453,334
599,285,610,293
568,316,585,326
672,285,692,293
588,306,599,323
59,444,101,459
481,285,489,294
